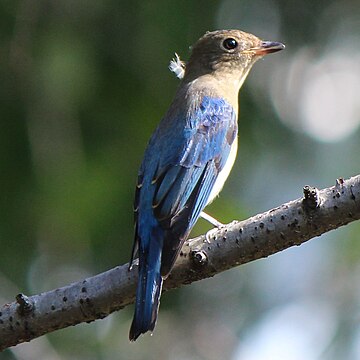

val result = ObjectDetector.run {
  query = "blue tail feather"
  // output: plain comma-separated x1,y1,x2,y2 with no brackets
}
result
129,226,163,341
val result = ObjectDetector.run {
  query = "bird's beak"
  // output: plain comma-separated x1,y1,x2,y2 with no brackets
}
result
249,41,285,56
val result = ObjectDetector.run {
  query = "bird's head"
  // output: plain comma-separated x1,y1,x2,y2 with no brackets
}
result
184,29,284,87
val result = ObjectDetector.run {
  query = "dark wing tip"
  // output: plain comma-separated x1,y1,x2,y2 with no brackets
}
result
129,322,141,342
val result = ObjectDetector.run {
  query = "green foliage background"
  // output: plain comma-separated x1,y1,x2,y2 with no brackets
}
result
1,1,360,359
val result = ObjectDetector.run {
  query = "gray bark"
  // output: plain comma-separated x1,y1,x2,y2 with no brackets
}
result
0,175,359,350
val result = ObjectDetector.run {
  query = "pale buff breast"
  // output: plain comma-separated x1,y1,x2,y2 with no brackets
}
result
207,135,238,204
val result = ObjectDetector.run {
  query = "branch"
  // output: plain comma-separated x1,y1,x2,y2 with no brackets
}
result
1,175,359,350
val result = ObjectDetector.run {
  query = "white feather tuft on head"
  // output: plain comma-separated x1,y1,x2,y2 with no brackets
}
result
168,53,185,79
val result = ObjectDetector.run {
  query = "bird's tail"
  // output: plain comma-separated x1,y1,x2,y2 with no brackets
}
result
129,231,163,341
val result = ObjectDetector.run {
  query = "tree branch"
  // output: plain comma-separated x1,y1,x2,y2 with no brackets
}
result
1,175,359,350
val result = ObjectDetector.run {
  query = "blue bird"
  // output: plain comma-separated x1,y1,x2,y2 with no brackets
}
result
129,29,284,341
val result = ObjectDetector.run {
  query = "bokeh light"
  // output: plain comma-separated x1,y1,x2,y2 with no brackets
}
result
269,2,360,143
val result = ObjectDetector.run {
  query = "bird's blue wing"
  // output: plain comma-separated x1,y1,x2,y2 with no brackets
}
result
150,96,237,275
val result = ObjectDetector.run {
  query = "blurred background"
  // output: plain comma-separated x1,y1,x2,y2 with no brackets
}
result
1,0,360,359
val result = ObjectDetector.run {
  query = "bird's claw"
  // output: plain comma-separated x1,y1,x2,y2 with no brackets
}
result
205,223,225,243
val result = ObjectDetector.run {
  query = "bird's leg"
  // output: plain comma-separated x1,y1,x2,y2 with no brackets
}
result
200,211,224,228
200,211,225,243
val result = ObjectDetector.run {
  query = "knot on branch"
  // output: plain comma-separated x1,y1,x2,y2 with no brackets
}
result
191,250,208,266
303,185,320,210
16,294,34,316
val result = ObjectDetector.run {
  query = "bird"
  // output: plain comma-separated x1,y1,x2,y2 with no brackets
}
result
129,29,284,341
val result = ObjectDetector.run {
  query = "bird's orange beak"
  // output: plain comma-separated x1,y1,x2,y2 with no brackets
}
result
250,41,285,56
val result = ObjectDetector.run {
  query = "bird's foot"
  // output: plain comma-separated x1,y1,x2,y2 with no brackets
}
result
205,226,224,243
200,212,226,243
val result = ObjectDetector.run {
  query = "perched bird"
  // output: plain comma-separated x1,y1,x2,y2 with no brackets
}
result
129,29,284,341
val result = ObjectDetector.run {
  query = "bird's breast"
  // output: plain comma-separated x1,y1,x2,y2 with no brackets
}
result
207,136,238,204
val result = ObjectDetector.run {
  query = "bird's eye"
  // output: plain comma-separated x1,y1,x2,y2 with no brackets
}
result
222,38,238,50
